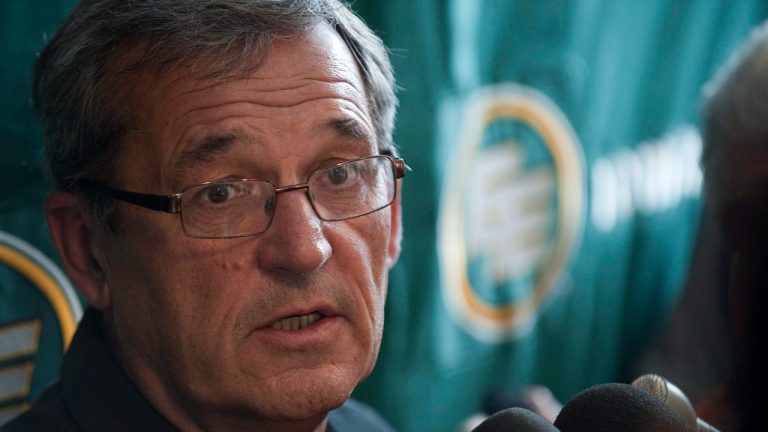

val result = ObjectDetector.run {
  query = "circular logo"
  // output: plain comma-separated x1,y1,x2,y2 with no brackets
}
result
438,84,585,341
0,231,82,348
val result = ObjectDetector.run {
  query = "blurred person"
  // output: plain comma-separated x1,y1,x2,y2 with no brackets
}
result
1,1,404,431
699,20,768,431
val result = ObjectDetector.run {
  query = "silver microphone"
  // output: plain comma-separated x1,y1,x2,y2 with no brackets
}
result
632,374,719,432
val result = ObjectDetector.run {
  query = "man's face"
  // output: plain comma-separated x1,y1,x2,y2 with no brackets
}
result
93,24,400,428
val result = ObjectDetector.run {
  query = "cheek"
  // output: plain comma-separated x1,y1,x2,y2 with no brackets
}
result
334,213,391,326
348,209,392,268
104,214,253,340
104,231,260,391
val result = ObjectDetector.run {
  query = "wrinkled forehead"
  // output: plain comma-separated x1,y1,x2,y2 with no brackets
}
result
110,21,366,124
105,23,373,188
115,22,368,128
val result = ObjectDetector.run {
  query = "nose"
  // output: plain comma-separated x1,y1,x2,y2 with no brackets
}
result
256,188,331,276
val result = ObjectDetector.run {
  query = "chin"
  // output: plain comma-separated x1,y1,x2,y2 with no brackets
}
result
236,364,361,421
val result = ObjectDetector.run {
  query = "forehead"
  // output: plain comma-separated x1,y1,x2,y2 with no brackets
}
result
116,23,373,188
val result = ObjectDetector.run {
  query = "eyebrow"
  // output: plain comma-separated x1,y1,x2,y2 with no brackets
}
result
316,117,375,143
173,132,243,177
171,117,374,179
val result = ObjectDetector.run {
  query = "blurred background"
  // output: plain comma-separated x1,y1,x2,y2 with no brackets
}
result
1,1,766,430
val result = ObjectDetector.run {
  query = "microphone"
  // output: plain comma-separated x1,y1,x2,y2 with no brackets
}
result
471,407,560,432
632,374,719,432
553,383,693,431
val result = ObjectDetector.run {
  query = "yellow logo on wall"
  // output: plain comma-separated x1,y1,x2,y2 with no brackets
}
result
439,84,585,342
0,230,82,425
0,231,81,348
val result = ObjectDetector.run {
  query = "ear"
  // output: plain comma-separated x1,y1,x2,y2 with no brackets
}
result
45,192,112,310
386,180,403,268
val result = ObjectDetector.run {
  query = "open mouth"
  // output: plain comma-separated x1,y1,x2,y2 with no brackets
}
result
269,311,324,331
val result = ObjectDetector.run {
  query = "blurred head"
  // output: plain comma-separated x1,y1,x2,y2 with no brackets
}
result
36,1,401,431
701,20,768,432
702,21,768,224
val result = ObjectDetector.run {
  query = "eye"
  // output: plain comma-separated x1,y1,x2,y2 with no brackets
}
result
206,184,231,203
327,165,349,185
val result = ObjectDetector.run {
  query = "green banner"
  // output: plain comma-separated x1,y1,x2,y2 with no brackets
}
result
1,1,767,431
1,1,82,424
349,1,767,431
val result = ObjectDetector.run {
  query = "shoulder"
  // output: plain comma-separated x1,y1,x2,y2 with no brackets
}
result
328,398,395,432
0,383,80,432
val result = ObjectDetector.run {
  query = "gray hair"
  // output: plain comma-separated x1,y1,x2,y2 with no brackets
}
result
702,20,768,208
34,0,397,197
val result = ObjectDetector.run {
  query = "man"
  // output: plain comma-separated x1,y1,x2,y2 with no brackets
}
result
698,21,768,431
3,1,403,431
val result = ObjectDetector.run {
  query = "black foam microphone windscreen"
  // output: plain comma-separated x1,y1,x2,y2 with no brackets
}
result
472,407,560,432
553,383,693,432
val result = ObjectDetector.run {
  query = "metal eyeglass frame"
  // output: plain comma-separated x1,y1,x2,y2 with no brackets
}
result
78,152,406,238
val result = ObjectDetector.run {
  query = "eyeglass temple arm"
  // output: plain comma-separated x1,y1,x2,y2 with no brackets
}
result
79,183,181,214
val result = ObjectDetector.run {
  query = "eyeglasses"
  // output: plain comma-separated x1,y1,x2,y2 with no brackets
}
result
81,155,406,239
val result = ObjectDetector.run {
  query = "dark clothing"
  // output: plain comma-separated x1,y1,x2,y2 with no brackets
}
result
2,308,393,432
326,399,394,432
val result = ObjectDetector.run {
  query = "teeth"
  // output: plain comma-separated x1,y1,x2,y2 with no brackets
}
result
270,312,323,331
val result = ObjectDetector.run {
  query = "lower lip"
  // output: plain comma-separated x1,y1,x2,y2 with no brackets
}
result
249,315,343,348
